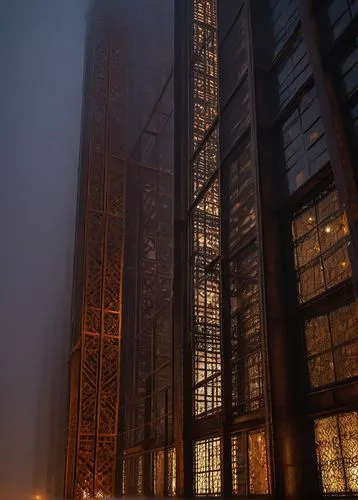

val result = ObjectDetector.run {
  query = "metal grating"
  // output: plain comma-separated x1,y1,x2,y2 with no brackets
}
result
314,411,358,494
304,301,358,388
231,429,270,496
194,437,222,496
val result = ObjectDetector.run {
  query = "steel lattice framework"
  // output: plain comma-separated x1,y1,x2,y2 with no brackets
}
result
64,4,126,498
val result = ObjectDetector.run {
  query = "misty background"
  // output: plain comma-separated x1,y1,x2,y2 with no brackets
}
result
0,0,89,497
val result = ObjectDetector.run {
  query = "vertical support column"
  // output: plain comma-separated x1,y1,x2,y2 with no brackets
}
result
173,0,191,496
298,0,358,294
217,0,233,488
219,155,233,498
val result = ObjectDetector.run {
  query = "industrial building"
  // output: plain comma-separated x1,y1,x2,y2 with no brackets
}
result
65,0,358,498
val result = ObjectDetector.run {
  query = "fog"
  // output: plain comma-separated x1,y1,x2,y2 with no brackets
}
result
0,0,89,498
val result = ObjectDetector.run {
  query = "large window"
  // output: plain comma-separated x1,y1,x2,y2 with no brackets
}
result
232,429,270,496
192,181,222,418
231,244,264,415
338,40,358,101
292,188,351,303
314,411,358,495
269,0,300,58
167,448,176,496
194,437,222,496
280,87,329,193
153,450,165,496
275,33,311,110
228,139,256,251
304,302,358,388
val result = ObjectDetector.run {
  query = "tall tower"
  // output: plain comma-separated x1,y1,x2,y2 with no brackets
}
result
64,1,174,498
64,2,127,497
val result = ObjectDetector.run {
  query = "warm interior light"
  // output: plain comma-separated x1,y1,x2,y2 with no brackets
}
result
325,226,331,233
308,216,314,223
341,261,347,267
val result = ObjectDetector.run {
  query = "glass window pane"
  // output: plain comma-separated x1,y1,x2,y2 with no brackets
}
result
248,430,270,494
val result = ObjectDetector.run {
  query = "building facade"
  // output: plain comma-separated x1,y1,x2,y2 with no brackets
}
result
65,0,358,498
173,0,358,499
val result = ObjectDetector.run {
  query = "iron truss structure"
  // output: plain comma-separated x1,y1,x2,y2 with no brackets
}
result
64,2,126,498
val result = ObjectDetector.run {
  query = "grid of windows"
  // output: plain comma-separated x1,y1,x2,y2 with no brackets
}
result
269,0,300,58
122,455,143,496
338,40,358,101
275,33,311,110
314,411,358,495
280,87,329,193
192,0,218,150
191,0,221,420
232,429,270,496
194,436,222,496
228,140,256,252
192,128,219,199
304,302,358,388
292,188,351,303
231,244,264,415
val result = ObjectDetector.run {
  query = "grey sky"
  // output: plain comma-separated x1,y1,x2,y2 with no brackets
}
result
0,0,89,497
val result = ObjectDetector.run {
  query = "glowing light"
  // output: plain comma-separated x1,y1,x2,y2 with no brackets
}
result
325,226,332,233
341,261,347,267
308,216,314,223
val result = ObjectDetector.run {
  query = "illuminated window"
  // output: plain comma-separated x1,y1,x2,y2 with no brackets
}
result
137,456,144,495
232,429,270,496
292,188,351,303
192,128,219,199
305,302,358,388
193,266,222,418
192,0,219,150
153,450,165,496
314,411,358,494
281,87,329,193
194,436,222,496
231,244,264,415
122,458,127,496
192,180,222,418
167,448,176,496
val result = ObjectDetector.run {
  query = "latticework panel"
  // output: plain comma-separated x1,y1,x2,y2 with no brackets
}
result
153,450,165,496
230,243,264,415
65,9,126,499
192,180,222,418
304,301,358,388
192,0,218,150
314,411,358,494
194,436,222,496
292,187,351,303
189,0,221,422
122,454,144,496
231,429,270,496
167,447,176,496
